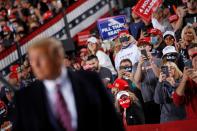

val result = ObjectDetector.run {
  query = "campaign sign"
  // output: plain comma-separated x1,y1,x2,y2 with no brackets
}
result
77,31,91,46
133,0,162,22
97,15,127,40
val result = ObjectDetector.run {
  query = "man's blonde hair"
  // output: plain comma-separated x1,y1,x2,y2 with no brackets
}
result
28,37,65,59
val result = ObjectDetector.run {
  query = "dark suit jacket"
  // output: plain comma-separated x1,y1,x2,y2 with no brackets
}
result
13,70,124,131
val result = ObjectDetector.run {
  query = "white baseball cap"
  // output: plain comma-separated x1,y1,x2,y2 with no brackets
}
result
163,31,175,39
162,46,177,57
116,91,129,100
87,36,98,44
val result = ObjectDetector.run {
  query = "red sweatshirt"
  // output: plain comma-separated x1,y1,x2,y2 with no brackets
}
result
173,79,197,119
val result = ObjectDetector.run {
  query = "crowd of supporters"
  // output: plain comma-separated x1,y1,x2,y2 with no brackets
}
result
0,0,79,53
0,0,197,130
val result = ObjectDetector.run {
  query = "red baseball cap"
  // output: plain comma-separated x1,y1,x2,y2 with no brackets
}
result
138,37,150,46
118,30,130,37
108,78,129,90
149,28,162,36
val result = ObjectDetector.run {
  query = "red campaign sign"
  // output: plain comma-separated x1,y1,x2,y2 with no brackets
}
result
133,0,162,22
77,31,91,46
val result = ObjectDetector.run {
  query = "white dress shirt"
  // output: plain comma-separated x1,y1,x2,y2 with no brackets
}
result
43,68,77,129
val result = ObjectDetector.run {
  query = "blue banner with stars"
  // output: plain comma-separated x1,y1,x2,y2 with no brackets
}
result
97,15,127,40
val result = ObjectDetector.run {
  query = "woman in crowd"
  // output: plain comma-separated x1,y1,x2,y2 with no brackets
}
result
87,36,117,76
154,62,186,123
162,45,185,71
163,31,176,47
179,25,197,62
181,25,197,47
114,90,145,126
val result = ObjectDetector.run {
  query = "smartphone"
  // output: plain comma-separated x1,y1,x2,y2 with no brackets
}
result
161,66,169,77
141,49,148,59
184,60,193,68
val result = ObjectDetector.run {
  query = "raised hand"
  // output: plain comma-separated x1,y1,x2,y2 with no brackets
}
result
159,72,167,82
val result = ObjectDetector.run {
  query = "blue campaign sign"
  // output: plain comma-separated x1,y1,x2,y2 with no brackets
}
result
97,15,127,40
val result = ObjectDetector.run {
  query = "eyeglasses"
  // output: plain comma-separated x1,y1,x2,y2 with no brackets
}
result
119,66,132,72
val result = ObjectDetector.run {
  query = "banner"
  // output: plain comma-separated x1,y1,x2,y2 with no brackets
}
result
77,31,91,46
127,119,197,131
132,0,162,22
97,15,127,40
0,0,115,76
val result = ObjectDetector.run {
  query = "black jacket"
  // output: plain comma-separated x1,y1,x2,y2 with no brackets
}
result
13,70,124,131
122,102,145,125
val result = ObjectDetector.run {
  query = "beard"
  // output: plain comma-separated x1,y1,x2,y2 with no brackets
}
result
91,66,99,72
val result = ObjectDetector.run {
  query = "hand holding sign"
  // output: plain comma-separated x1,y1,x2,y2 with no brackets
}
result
132,0,162,22
97,15,127,40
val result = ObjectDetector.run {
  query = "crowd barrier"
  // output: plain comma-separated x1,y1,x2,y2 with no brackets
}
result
127,119,197,131
0,0,115,75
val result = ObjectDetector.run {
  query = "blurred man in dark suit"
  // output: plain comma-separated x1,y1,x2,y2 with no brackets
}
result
13,38,124,131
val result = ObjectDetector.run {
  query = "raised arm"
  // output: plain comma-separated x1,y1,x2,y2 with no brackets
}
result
173,68,188,106
148,53,160,78
134,56,144,89
154,72,166,104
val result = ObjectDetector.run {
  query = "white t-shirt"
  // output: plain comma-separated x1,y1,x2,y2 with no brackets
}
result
115,44,141,70
96,50,117,75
